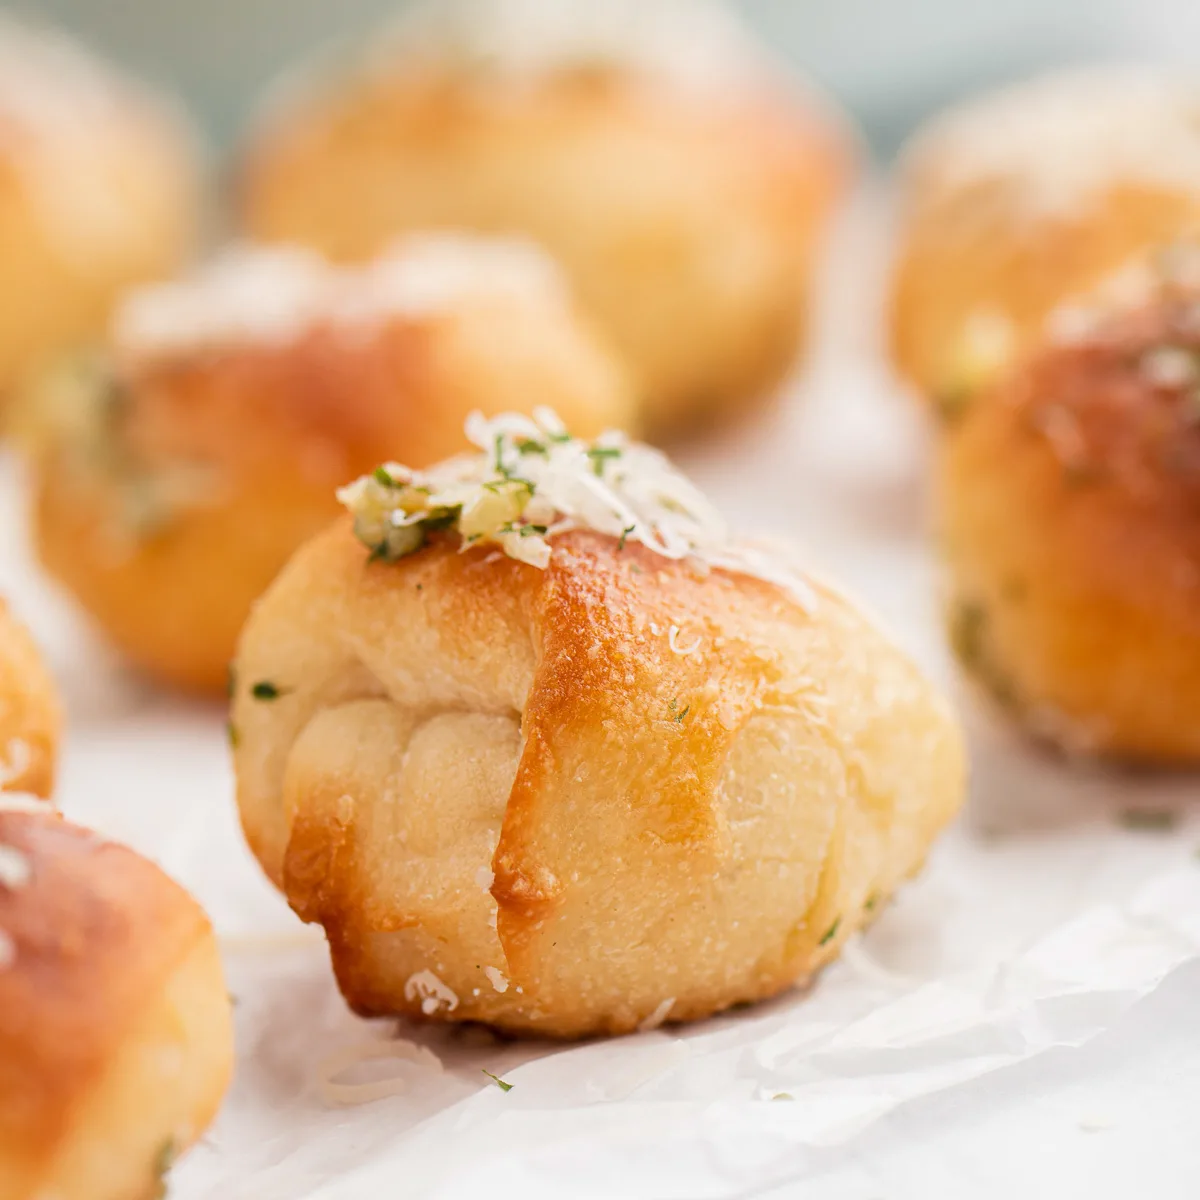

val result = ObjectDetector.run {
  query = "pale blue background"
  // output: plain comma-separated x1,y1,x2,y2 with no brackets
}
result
8,0,1200,153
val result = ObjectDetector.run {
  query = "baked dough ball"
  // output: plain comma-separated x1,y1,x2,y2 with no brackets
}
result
890,67,1200,414
0,15,199,426
0,809,233,1200
28,235,634,694
938,242,1200,761
0,599,60,799
240,0,853,438
233,413,964,1037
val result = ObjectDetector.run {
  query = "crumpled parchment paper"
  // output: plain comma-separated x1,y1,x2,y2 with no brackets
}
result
2,195,1197,1200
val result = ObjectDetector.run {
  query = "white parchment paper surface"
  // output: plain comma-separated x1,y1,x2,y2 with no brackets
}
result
2,197,1197,1198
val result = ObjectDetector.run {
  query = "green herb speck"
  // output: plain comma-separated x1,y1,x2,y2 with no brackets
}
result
251,681,285,701
819,917,841,946
482,1068,513,1092
227,721,239,749
617,524,635,551
152,1138,177,1198
933,384,972,426
372,466,398,487
586,446,621,476
1118,809,1179,832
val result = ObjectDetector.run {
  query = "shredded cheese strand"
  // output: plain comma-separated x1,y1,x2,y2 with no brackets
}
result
338,409,817,611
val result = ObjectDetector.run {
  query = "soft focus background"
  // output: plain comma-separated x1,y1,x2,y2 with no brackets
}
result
13,0,1200,152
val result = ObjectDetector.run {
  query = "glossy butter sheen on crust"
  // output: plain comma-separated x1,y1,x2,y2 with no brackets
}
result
938,271,1200,761
0,812,233,1200
234,522,965,1037
889,68,1200,408
31,241,634,694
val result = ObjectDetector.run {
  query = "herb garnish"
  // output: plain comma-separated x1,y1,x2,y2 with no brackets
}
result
617,524,635,551
1117,809,1179,832
251,681,287,701
819,917,841,946
585,445,621,475
152,1138,177,1198
482,1068,513,1092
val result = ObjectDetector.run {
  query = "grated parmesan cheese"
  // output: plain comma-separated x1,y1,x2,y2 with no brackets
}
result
113,235,565,365
667,625,701,656
901,66,1200,219
483,966,509,994
1047,241,1200,345
403,969,459,1015
1140,345,1200,388
637,997,676,1031
0,845,31,889
339,409,818,610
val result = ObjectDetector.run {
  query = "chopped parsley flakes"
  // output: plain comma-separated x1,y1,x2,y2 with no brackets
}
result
1117,809,1179,832
152,1138,177,1199
482,1068,513,1092
818,917,841,946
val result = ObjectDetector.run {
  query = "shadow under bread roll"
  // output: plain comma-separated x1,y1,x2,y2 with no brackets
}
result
27,235,635,695
890,66,1200,416
0,15,200,429
0,599,60,799
232,410,965,1038
938,242,1200,762
239,0,854,440
0,809,233,1200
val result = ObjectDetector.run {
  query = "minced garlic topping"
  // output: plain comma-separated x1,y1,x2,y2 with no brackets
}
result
338,409,817,609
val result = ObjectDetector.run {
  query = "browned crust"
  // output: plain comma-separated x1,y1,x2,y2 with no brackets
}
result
0,599,60,797
241,65,853,437
0,813,219,1158
120,295,634,479
235,520,964,1036
939,282,1200,759
889,180,1200,405
31,268,633,695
